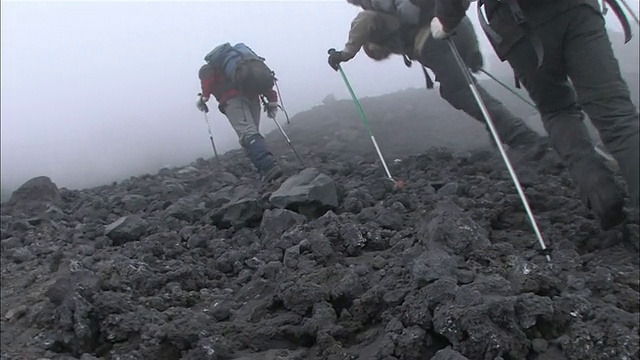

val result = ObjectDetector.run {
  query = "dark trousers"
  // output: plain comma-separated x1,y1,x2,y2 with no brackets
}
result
503,5,639,210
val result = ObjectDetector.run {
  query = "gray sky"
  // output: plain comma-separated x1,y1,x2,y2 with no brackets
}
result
1,0,638,193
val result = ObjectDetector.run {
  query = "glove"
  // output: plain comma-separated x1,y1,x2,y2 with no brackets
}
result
264,102,278,119
328,49,346,71
196,93,209,113
430,17,452,40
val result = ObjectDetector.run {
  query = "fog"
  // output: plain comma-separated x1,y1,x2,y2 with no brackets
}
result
1,0,638,196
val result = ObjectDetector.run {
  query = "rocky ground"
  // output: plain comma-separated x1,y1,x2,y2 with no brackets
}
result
1,86,639,360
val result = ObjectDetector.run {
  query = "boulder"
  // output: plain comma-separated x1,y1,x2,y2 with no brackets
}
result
104,215,148,245
8,176,62,213
163,196,206,222
259,209,306,242
269,168,338,215
211,186,263,229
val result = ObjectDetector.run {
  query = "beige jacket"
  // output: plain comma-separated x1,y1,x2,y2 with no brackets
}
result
341,10,405,60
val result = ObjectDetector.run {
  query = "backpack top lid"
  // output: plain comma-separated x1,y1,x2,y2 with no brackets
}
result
232,43,261,60
204,42,233,65
204,42,262,65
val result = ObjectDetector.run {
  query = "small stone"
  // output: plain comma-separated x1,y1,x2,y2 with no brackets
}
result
93,236,112,250
283,245,301,269
7,247,35,263
456,269,475,284
531,338,548,353
4,305,28,321
210,301,231,321
438,182,459,196
77,244,94,256
188,235,208,249
372,256,387,270
1,237,22,250
244,257,264,270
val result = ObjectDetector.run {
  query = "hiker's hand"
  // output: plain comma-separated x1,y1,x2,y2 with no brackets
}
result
264,102,278,119
196,93,209,113
328,49,345,71
430,17,452,40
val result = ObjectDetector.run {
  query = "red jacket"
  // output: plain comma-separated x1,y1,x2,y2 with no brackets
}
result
199,64,278,105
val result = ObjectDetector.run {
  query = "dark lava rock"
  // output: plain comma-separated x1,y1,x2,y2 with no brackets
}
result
269,168,338,215
8,176,62,206
211,185,263,229
104,215,149,245
162,195,206,222
260,208,306,243
2,87,639,360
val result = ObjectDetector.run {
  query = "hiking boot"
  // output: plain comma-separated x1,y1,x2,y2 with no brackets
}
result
245,134,282,180
580,170,627,230
262,164,283,182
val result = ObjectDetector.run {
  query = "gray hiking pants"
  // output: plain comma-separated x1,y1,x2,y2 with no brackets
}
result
223,97,262,148
419,17,542,148
503,5,639,210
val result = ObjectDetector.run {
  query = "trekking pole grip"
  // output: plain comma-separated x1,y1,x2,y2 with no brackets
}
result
328,48,337,55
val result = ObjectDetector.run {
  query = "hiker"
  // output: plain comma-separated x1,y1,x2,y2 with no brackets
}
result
196,42,283,182
429,0,640,229
328,3,550,162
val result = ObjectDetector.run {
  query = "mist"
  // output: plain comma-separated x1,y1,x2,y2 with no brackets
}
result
1,0,638,196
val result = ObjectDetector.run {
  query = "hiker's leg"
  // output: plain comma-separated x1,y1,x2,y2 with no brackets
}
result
247,97,282,180
564,5,640,210
225,97,277,176
224,97,262,147
246,133,279,178
504,16,626,229
248,98,262,131
421,29,542,149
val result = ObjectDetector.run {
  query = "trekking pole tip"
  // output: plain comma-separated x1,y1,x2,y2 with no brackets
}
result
394,179,406,190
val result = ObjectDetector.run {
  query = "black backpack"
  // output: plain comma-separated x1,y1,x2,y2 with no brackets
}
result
204,42,275,94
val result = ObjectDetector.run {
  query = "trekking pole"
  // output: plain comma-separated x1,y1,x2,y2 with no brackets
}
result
328,49,404,189
446,38,551,262
479,68,536,109
202,112,220,162
261,96,305,166
620,0,640,25
271,72,291,124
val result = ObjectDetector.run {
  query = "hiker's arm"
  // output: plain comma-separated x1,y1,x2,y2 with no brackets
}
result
434,0,471,31
342,12,375,60
200,78,214,101
263,88,278,103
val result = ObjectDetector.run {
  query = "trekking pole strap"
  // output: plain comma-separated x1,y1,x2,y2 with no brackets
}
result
479,68,536,109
